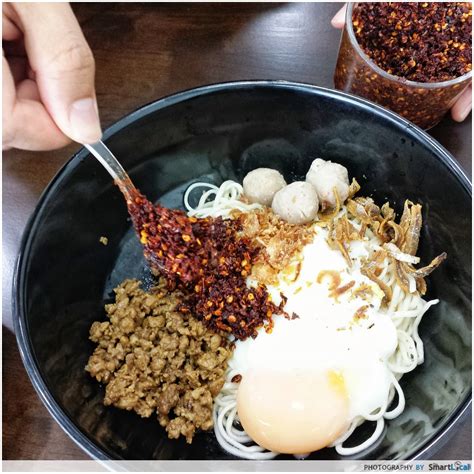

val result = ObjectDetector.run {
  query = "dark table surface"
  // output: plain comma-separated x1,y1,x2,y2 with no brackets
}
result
3,2,471,461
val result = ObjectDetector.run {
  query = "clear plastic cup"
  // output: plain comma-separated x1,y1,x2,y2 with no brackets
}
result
333,3,472,129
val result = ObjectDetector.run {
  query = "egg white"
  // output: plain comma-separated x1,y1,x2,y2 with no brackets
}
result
231,225,398,420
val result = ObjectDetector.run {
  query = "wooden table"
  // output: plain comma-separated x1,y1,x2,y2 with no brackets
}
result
3,2,471,461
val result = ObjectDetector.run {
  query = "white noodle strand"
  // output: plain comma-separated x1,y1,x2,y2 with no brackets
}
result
184,180,439,459
184,180,261,218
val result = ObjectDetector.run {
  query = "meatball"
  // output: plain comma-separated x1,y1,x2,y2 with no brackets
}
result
243,168,287,206
305,158,350,211
271,181,319,224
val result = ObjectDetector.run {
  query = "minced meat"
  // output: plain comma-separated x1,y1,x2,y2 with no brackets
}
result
85,279,231,443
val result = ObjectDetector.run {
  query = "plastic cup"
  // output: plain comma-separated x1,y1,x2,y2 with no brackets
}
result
334,3,472,129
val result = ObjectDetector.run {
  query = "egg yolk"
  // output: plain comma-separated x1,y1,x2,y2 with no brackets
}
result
237,369,350,454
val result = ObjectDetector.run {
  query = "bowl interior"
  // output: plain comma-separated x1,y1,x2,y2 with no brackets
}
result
16,83,472,460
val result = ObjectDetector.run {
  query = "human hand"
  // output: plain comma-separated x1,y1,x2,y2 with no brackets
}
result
331,5,472,123
3,3,102,151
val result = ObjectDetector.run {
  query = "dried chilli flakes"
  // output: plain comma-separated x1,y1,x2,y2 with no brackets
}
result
127,190,286,340
353,2,472,83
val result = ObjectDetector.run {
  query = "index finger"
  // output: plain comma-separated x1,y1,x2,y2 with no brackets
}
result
13,2,101,143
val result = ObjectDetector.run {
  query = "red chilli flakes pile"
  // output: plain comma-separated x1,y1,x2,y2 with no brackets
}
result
353,2,472,83
126,189,286,340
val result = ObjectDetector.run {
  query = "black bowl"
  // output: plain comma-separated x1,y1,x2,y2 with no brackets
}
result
14,81,472,461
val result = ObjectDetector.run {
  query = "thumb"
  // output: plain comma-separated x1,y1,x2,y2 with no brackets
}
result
14,3,102,144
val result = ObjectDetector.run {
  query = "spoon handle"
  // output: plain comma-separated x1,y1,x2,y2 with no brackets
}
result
85,141,137,200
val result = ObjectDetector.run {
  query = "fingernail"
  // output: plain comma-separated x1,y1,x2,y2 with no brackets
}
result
69,98,102,144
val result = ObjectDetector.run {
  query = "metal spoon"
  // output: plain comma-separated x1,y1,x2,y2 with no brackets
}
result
85,140,169,274
84,140,137,201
